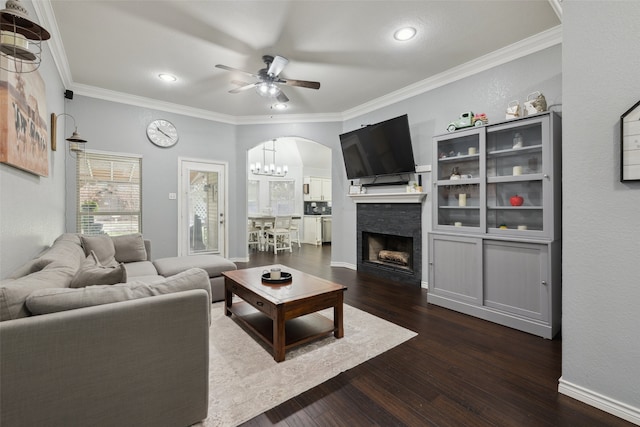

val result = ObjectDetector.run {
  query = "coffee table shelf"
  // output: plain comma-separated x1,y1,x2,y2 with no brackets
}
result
229,301,336,350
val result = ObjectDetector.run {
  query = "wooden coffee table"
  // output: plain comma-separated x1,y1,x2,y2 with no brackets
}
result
222,265,347,362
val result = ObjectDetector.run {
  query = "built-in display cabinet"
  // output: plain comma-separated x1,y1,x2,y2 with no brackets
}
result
429,112,561,339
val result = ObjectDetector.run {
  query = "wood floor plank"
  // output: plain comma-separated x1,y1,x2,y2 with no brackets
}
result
237,244,633,427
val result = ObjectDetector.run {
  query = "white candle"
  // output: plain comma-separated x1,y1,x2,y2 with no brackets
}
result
513,166,523,176
454,222,462,227
468,147,477,155
517,225,528,231
458,193,467,206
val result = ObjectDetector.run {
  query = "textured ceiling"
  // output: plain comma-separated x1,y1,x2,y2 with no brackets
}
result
45,1,561,119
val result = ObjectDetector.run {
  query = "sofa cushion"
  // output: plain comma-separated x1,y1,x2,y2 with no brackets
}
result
26,268,212,322
112,233,148,263
123,260,159,279
0,267,76,321
80,235,116,265
153,255,237,278
8,235,85,279
69,251,127,288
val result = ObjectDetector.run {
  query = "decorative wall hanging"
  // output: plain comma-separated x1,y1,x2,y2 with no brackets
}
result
621,100,640,182
0,59,48,176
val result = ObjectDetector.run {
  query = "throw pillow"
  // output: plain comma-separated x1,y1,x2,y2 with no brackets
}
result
112,233,147,263
80,234,116,266
69,251,127,288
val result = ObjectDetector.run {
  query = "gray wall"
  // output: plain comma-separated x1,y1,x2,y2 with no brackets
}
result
0,0,66,277
236,122,343,261
341,45,562,271
560,1,640,418
63,97,236,260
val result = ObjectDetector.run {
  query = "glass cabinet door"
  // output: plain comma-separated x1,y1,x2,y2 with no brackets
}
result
433,128,484,230
485,117,547,236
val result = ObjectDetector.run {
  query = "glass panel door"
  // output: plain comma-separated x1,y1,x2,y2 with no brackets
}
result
433,128,484,231
179,160,226,256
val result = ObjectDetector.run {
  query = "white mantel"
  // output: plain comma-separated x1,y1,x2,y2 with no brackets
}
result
348,192,427,204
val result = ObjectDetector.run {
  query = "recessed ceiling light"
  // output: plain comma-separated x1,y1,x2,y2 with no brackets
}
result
394,27,417,41
272,103,288,110
158,73,177,82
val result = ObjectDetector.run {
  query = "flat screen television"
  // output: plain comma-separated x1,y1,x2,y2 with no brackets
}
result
339,114,416,181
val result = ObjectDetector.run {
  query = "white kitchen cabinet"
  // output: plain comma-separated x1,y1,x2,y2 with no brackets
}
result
302,216,322,245
305,177,331,201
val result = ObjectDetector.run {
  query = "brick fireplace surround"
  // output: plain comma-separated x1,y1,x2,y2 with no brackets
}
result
356,203,422,286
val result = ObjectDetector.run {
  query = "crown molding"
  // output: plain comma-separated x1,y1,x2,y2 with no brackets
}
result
32,0,73,90
72,83,238,124
234,112,343,125
548,0,563,22
35,0,561,126
342,25,562,121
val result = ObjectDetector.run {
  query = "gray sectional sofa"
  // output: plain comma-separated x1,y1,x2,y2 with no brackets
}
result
0,233,237,427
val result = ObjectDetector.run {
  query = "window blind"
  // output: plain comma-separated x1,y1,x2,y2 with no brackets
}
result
268,180,295,215
76,150,142,236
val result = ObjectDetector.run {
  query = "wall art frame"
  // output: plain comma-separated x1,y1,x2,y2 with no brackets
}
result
621,99,640,182
0,57,49,177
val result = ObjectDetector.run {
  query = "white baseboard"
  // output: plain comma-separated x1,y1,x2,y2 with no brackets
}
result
421,280,429,290
558,377,640,425
230,257,249,263
330,261,356,270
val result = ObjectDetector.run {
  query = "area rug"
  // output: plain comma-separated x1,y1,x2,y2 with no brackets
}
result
194,302,417,427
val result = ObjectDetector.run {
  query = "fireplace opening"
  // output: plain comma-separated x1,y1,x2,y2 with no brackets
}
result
363,232,413,272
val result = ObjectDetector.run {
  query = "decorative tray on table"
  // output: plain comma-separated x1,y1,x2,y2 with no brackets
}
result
261,272,292,284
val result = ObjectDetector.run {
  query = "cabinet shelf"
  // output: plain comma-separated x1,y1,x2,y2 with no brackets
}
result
488,206,542,210
440,206,480,210
438,153,479,163
487,144,542,158
487,174,543,183
437,178,481,186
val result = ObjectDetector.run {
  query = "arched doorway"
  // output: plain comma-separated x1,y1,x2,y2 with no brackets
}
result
247,137,331,255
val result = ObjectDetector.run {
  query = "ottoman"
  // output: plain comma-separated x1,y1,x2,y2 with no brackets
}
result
153,255,237,302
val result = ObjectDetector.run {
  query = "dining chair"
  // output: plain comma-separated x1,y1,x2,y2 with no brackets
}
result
289,217,301,248
248,220,261,251
266,216,292,254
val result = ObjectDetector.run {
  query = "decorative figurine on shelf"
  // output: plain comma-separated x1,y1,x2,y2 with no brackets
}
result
450,167,461,180
446,111,488,132
506,100,520,119
523,91,547,116
513,132,523,148
499,224,508,229
510,194,524,206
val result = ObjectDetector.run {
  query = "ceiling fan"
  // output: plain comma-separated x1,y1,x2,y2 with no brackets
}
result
215,55,320,103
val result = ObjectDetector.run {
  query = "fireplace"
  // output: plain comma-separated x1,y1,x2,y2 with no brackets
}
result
363,232,413,271
357,203,422,286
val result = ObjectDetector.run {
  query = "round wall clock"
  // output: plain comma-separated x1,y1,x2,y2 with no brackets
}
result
146,119,178,147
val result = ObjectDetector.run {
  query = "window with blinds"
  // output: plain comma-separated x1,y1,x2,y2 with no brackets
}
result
76,151,142,236
268,180,295,215
248,180,260,215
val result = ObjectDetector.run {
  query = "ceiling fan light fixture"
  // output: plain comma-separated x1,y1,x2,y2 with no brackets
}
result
394,26,417,41
256,81,280,98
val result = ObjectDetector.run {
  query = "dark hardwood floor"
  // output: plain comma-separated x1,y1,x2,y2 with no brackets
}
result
235,244,631,427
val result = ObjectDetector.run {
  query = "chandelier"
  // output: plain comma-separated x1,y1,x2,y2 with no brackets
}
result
0,0,50,73
250,139,288,177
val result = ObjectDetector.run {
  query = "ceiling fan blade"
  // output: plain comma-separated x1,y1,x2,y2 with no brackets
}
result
229,82,257,94
276,91,289,103
267,55,289,77
215,64,258,78
279,78,321,90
